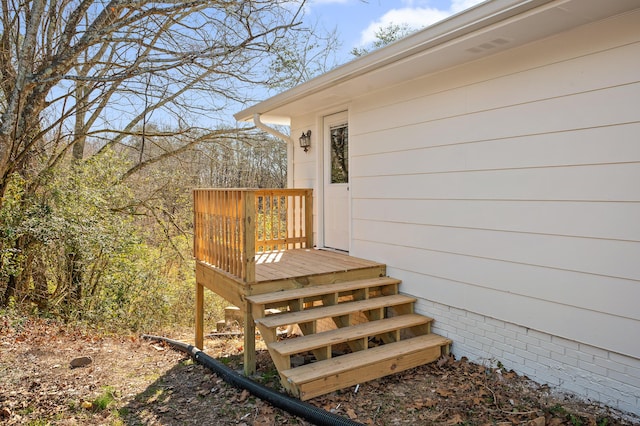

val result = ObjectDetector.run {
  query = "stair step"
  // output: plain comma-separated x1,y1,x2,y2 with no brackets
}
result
270,314,432,356
281,333,452,400
246,277,400,306
255,294,416,329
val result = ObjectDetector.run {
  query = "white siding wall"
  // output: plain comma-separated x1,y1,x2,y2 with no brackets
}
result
290,114,319,244
347,10,640,414
290,113,317,190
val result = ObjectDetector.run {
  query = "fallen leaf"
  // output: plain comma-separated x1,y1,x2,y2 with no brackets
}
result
81,401,92,410
424,398,437,408
504,371,517,379
447,413,464,425
0,407,11,418
548,417,565,426
528,417,545,426
408,399,424,410
238,389,250,402
254,417,271,426
346,408,358,419
436,388,454,398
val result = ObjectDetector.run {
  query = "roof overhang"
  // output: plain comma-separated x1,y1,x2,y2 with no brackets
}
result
235,0,640,124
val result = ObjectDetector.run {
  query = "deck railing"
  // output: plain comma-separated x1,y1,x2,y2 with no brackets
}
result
193,188,313,283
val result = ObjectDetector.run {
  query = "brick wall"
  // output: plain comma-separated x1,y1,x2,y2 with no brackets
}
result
414,297,640,417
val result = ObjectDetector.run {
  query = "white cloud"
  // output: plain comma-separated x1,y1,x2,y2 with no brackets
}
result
309,0,350,4
451,0,486,13
359,7,448,45
358,0,485,46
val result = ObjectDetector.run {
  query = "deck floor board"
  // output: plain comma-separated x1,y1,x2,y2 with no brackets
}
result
255,249,383,283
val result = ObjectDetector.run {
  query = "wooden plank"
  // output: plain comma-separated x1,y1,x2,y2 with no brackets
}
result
304,190,313,248
246,277,400,306
195,281,204,349
255,295,416,329
243,300,256,376
254,249,386,283
243,191,256,283
270,314,432,356
251,267,387,295
196,261,246,308
282,334,452,400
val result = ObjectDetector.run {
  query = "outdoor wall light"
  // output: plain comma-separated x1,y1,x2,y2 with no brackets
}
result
299,130,311,152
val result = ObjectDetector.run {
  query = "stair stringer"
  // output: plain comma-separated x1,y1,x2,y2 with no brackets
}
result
247,276,452,399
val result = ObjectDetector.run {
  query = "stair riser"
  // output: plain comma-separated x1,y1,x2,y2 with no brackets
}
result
257,297,416,329
289,344,445,400
270,315,432,356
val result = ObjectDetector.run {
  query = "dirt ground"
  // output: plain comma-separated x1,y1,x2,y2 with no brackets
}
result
1,314,637,426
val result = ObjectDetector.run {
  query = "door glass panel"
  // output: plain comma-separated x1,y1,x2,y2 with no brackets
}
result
330,124,348,184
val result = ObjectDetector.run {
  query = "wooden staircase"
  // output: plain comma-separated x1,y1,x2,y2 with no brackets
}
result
246,276,452,400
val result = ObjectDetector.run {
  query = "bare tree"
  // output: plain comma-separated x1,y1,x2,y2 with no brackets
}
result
0,0,312,200
0,0,335,307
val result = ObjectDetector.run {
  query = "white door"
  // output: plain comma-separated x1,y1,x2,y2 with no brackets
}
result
323,112,349,251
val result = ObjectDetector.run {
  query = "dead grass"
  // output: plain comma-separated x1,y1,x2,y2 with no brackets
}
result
1,314,637,426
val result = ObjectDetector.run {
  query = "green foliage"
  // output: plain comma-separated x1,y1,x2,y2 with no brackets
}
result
570,414,584,426
351,23,418,57
0,148,203,330
0,0,321,334
0,174,29,281
549,404,568,415
92,386,117,411
2,124,284,334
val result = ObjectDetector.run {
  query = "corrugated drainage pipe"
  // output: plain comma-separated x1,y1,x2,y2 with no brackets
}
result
142,335,363,426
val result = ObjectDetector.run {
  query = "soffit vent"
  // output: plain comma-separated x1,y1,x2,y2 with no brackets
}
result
466,37,511,53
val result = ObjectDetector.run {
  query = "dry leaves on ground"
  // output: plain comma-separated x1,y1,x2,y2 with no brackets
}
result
1,314,637,425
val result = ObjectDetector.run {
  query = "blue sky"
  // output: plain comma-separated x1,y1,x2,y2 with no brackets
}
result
305,0,485,61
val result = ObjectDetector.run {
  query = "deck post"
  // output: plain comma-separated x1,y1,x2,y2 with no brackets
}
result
195,281,204,349
243,300,256,376
242,191,256,375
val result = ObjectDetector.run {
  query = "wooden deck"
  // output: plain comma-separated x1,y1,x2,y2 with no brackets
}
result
195,248,387,375
196,249,387,306
255,249,384,283
194,189,451,397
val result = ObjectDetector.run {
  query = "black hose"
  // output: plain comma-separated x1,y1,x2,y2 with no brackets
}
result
142,335,363,426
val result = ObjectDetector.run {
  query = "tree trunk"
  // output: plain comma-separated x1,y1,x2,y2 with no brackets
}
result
2,275,17,306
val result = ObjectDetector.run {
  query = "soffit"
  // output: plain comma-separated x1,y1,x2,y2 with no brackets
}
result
235,0,640,124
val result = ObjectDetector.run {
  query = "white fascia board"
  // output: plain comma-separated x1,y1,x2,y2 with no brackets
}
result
233,0,555,122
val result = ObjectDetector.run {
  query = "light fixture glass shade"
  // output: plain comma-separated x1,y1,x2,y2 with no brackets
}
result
299,130,311,152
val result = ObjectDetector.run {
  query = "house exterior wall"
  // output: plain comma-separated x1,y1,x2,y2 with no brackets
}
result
290,112,317,190
342,10,640,415
290,112,319,243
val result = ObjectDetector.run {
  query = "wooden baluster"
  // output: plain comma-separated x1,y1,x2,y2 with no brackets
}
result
243,191,256,284
305,189,313,249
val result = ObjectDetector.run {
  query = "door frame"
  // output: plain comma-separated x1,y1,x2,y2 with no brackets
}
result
316,110,350,252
